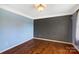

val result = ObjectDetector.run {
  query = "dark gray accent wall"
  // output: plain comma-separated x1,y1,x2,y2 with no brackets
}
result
34,15,72,43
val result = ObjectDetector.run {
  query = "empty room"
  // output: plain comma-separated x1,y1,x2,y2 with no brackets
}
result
0,4,79,54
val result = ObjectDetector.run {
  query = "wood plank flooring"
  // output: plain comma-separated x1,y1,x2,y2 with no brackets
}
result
1,39,79,54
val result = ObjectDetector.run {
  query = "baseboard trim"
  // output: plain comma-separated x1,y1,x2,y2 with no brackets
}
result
33,37,72,45
0,38,33,53
72,44,79,52
0,37,73,53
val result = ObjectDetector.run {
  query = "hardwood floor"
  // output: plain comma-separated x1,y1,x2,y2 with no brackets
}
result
1,39,79,54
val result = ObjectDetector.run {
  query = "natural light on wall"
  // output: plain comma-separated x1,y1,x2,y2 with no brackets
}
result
76,10,79,40
34,4,47,12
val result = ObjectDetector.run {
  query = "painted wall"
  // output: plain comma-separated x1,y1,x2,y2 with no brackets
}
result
72,11,77,44
34,15,72,43
0,9,33,52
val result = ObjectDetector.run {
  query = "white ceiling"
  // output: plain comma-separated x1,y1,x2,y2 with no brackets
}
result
0,4,79,19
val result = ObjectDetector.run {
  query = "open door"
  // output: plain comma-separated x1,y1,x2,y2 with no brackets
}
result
72,10,79,51
75,10,79,49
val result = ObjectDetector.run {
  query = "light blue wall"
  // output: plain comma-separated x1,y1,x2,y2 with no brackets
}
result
0,9,33,52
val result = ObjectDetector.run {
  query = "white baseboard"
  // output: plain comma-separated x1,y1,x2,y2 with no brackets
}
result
72,44,79,52
33,37,72,45
1,37,78,53
0,38,33,53
34,37,79,52
0,37,74,53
